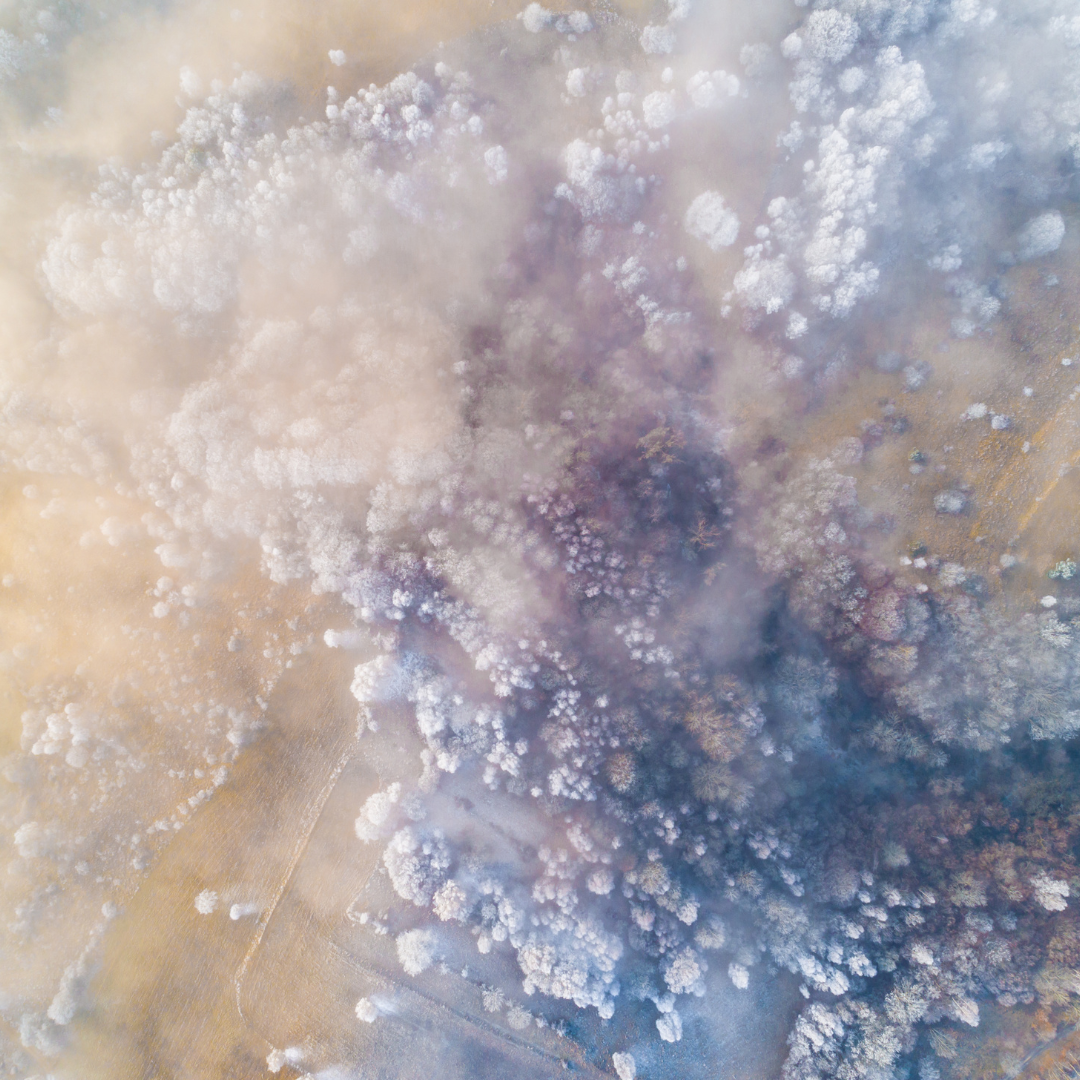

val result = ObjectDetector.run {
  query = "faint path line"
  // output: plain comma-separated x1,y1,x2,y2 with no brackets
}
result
1017,1021,1080,1079
234,739,355,1022
972,394,1080,541
325,938,609,1078
1014,449,1080,536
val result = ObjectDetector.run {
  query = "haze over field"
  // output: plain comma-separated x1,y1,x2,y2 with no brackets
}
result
4,1,1080,1078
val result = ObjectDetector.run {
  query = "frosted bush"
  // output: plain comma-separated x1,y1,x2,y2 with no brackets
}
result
934,490,968,514
520,3,552,33
383,828,450,907
1017,211,1065,260
640,25,676,55
734,254,795,312
656,1010,683,1042
684,191,740,250
641,90,677,130
193,890,218,915
1032,872,1070,912
396,929,438,976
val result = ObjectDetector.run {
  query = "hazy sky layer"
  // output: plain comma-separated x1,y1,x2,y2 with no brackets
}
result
2,2,1080,1079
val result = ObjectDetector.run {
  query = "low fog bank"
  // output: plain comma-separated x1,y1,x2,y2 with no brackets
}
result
2,1,1080,1079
